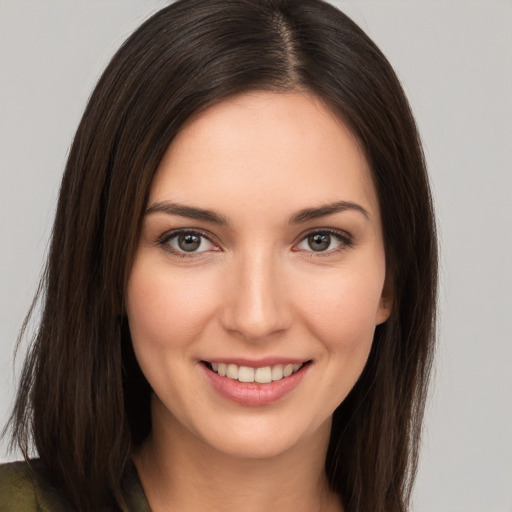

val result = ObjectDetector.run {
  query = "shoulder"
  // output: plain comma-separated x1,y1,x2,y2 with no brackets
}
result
0,459,150,512
0,459,73,512
0,460,39,510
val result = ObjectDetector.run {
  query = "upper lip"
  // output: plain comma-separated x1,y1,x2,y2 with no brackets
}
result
202,357,311,368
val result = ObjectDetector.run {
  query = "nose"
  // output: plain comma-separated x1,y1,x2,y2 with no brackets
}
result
220,249,292,342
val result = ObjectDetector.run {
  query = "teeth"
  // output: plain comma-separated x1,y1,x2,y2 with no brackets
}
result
254,367,272,383
209,362,304,383
283,364,293,377
226,364,238,379
238,366,254,382
271,365,283,381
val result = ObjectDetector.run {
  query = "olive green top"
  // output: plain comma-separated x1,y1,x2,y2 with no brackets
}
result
0,459,151,511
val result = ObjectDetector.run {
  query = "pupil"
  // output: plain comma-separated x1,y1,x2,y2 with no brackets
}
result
178,234,201,252
308,233,330,251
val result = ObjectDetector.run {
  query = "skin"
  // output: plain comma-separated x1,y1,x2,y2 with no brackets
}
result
127,91,392,512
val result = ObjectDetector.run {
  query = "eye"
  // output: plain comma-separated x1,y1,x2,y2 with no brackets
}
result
295,230,351,253
160,230,217,255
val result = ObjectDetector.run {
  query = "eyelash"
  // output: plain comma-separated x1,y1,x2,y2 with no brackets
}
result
294,229,354,258
157,229,219,259
157,228,353,258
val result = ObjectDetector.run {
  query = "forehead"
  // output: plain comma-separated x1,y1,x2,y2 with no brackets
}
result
149,91,379,222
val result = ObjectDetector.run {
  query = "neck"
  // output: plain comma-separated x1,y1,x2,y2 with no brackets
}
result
133,399,342,512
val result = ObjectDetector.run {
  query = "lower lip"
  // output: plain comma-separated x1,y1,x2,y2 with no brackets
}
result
201,363,310,406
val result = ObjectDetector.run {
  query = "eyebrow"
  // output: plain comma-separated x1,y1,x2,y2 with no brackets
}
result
289,201,370,223
146,201,229,225
145,199,369,226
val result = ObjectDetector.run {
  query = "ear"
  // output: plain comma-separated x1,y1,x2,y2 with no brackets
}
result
376,273,394,325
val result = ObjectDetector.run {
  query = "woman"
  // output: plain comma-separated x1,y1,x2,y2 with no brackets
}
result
0,0,437,511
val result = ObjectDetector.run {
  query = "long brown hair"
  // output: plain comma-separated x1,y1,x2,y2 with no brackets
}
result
5,1,437,510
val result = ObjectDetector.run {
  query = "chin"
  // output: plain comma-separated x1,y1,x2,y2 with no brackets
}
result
190,413,333,461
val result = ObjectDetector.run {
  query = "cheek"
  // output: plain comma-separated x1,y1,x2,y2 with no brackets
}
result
126,260,219,352
297,266,385,353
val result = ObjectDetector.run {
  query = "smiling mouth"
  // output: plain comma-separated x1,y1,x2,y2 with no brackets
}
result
203,361,311,384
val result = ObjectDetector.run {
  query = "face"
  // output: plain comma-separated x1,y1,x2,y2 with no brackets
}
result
126,91,392,459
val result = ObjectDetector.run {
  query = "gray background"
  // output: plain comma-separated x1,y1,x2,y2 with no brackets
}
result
1,1,511,511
